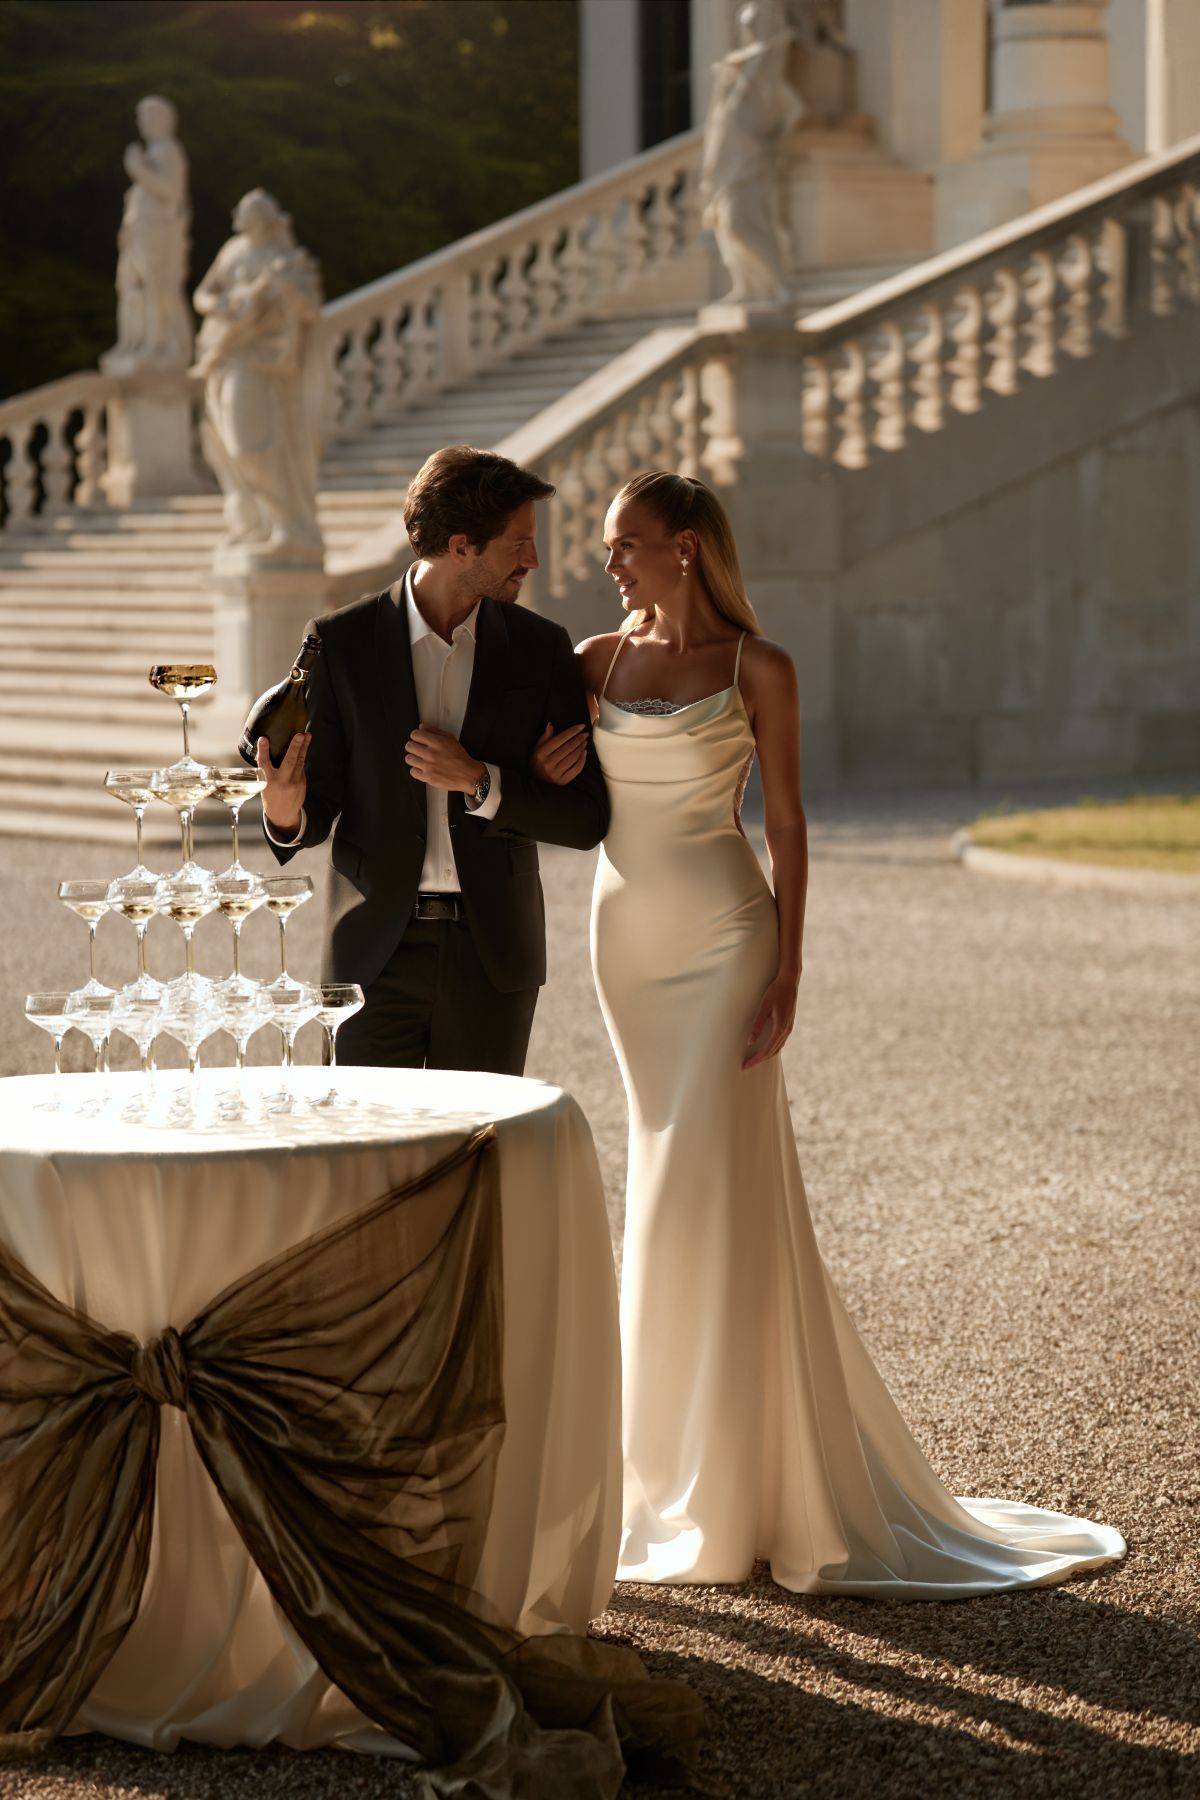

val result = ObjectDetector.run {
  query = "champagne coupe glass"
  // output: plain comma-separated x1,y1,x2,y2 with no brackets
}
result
112,986,165,1116
65,991,115,1113
210,767,267,875
57,880,114,1003
211,981,272,1114
156,865,218,998
262,876,314,994
157,985,218,1120
213,869,266,993
264,981,319,1112
24,992,73,1102
151,764,215,872
104,768,159,880
106,873,162,998
310,983,365,1110
148,663,217,770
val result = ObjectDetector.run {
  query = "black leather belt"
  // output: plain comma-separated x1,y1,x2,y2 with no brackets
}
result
413,892,463,923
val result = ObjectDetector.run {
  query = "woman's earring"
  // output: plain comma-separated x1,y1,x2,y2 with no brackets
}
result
681,556,689,571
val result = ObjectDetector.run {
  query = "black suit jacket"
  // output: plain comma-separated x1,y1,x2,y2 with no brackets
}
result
266,589,609,993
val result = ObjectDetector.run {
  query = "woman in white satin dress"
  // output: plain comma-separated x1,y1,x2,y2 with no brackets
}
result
534,471,1125,1598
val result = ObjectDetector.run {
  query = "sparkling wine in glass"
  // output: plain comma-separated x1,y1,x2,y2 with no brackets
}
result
210,767,267,875
106,873,162,997
24,991,73,1095
104,768,159,880
310,983,364,1110
57,880,113,1003
156,866,218,998
213,869,266,989
262,875,314,992
148,663,217,768
151,764,215,871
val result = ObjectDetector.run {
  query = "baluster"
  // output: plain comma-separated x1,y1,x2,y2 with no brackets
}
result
908,304,945,434
471,261,505,368
868,323,905,452
527,232,562,340
1096,217,1128,339
557,221,590,328
627,389,657,468
555,452,589,587
75,401,107,508
983,267,1021,396
672,363,703,477
441,270,474,384
41,407,73,512
801,355,832,460
618,191,650,289
4,421,37,527
946,285,984,415
404,293,440,402
677,165,703,252
832,339,868,469
581,423,613,557
496,247,533,352
1150,192,1179,316
1021,251,1057,378
587,208,623,306
337,327,375,430
1174,182,1200,304
1058,233,1095,359
373,306,406,413
606,408,636,491
649,376,680,467
645,181,677,266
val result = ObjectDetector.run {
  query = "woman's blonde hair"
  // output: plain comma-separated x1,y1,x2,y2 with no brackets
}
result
613,471,761,635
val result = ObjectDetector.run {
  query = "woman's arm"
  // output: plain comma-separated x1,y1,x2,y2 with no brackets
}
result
742,639,808,1070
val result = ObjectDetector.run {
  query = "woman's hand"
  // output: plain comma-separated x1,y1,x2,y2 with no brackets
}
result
531,722,588,786
743,972,799,1070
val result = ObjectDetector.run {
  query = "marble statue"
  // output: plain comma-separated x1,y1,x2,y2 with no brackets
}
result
193,190,326,563
102,96,193,374
701,0,803,305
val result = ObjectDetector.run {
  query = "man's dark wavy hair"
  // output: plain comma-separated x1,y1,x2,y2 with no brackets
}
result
404,446,555,557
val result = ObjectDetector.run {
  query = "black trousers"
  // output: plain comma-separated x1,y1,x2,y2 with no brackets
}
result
335,917,539,1077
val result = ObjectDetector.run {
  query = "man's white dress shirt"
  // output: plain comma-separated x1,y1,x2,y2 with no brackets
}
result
265,568,502,892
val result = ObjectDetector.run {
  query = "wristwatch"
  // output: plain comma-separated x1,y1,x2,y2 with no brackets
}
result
471,767,491,807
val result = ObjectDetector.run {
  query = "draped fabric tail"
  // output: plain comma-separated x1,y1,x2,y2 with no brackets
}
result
0,1129,706,1796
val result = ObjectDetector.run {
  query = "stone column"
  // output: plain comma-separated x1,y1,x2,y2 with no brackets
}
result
939,1,1133,246
579,0,641,177
210,558,329,714
102,371,204,504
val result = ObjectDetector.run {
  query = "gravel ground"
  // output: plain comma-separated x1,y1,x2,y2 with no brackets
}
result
1,782,1197,1799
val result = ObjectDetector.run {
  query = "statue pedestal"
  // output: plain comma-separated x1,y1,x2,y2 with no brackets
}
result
782,124,934,275
210,558,329,715
101,370,207,504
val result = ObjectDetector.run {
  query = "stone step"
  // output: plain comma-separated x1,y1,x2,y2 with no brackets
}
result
0,647,213,677
0,602,214,629
0,548,215,573
0,566,209,591
0,713,238,762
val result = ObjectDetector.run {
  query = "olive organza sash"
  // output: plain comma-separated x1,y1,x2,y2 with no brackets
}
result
0,1128,704,1796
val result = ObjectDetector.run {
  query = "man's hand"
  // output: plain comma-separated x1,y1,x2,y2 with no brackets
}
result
256,732,309,836
742,973,799,1070
531,722,588,787
405,725,485,794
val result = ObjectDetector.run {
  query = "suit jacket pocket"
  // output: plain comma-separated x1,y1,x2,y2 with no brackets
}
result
508,840,539,874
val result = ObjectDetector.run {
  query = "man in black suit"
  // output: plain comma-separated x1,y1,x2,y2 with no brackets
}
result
257,445,605,1075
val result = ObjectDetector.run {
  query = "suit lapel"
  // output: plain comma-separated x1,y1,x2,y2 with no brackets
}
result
373,588,423,828
459,596,510,759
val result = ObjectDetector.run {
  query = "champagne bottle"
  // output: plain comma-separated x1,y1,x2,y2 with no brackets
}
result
237,632,322,767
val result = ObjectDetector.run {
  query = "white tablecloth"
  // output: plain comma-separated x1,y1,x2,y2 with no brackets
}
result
0,1067,621,1753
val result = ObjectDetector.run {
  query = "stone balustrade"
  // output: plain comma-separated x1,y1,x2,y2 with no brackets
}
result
794,135,1200,472
317,128,703,437
0,374,117,532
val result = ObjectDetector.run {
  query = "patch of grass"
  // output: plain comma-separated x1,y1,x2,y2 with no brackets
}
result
969,793,1200,872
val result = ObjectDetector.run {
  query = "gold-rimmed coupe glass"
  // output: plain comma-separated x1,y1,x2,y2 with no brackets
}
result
151,763,215,869
148,663,217,767
310,983,364,1110
210,767,267,874
262,875,314,989
57,880,113,1000
213,869,266,986
104,768,159,880
156,866,218,998
24,991,73,1089
106,873,162,997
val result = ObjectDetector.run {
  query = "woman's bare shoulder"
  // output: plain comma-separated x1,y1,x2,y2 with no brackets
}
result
575,631,626,690
740,633,796,686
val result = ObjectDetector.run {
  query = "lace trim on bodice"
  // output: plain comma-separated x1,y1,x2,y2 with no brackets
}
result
605,696,690,716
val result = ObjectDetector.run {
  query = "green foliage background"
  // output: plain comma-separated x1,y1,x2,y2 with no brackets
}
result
0,0,579,399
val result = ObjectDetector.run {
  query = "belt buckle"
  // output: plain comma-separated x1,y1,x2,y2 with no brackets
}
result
415,893,461,923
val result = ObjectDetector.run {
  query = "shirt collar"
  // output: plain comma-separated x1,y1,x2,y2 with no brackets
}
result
402,567,480,646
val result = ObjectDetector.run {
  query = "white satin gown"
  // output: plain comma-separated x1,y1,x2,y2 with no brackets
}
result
589,633,1125,1596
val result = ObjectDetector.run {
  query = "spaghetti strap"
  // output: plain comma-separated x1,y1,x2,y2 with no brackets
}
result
733,631,746,687
600,633,629,699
